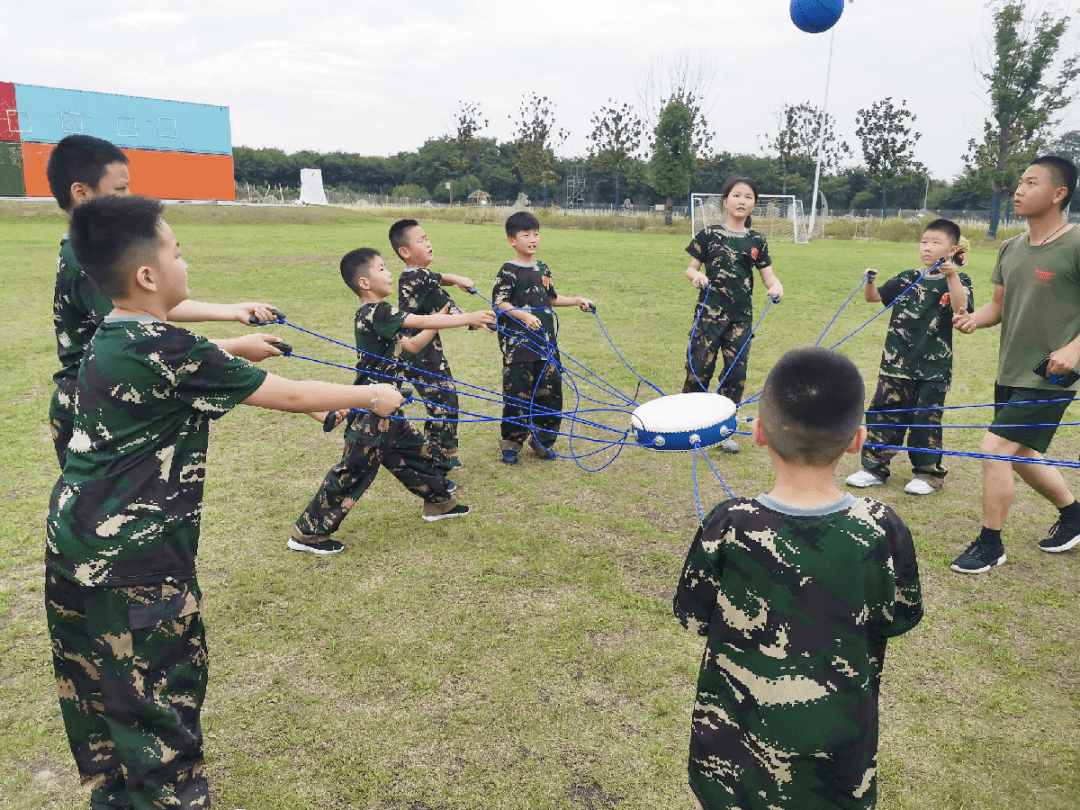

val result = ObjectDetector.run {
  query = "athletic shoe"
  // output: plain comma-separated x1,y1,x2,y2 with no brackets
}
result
444,479,457,493
721,439,739,454
448,457,464,471
950,539,1006,574
422,504,471,522
1038,519,1080,553
287,537,344,555
903,478,940,496
846,470,886,488
529,438,556,460
501,450,518,465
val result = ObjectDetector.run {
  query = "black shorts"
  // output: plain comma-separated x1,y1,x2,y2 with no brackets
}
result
990,384,1076,453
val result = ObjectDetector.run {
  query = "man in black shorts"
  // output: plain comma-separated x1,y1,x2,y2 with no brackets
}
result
953,155,1080,573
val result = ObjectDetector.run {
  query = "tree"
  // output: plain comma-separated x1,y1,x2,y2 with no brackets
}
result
1046,129,1080,167
638,54,715,160
650,100,696,214
510,93,567,206
855,97,924,218
764,101,851,193
587,99,644,208
969,1,1079,237
449,101,488,178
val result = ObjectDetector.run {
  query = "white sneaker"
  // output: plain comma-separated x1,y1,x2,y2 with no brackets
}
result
846,470,885,488
904,477,940,496
721,439,739,454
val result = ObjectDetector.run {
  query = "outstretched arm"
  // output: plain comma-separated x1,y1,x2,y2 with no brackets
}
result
169,300,279,325
210,333,285,361
243,376,403,416
439,272,475,292
497,301,542,331
863,269,882,303
550,294,594,311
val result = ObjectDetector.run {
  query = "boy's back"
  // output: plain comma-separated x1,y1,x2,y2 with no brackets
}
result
675,493,922,810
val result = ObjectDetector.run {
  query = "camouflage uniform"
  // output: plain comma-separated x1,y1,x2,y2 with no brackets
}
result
862,269,974,485
293,301,456,540
674,495,923,810
46,317,268,808
50,236,114,469
398,267,460,464
492,260,563,453
682,227,771,403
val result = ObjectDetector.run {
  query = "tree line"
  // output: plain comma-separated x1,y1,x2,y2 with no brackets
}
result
233,2,1079,237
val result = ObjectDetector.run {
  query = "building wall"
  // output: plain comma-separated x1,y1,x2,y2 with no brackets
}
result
0,82,234,201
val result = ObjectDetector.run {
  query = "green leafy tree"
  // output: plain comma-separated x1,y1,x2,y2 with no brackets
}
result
639,54,715,160
587,99,644,208
510,93,567,206
1046,129,1080,166
855,97,924,218
967,1,1079,236
765,102,851,193
650,100,695,211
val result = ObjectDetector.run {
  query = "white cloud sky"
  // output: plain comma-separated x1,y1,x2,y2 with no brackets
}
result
3,0,1079,181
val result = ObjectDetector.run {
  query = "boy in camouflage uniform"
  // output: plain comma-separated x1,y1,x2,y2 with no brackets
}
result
290,248,496,553
46,134,283,471
674,347,923,810
846,219,974,495
390,219,479,469
47,195,408,808
493,211,594,465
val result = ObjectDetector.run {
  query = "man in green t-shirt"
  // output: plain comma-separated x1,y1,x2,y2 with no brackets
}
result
953,156,1080,573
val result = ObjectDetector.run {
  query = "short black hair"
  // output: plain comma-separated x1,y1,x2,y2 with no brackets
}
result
505,211,540,237
758,347,865,466
46,134,129,211
923,218,961,246
340,248,381,294
388,219,420,261
69,195,164,301
1030,155,1078,210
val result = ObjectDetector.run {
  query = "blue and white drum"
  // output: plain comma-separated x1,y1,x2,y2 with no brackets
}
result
630,392,738,451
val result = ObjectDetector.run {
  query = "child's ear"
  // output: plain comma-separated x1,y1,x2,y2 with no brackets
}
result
751,418,768,448
948,244,959,258
70,181,92,207
131,264,156,293
847,425,867,455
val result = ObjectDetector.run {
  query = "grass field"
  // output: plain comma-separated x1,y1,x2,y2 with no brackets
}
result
1,201,1077,810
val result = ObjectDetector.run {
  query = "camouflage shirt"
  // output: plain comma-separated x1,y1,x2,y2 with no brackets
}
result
398,267,453,361
878,268,974,383
674,495,922,810
492,260,559,364
51,236,115,420
46,319,268,587
686,227,772,323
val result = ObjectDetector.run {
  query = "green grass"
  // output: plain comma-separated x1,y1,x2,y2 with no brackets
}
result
1,201,1077,809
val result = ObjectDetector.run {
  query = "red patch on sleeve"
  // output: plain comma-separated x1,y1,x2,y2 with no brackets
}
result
751,248,759,260
941,293,951,307
542,276,550,288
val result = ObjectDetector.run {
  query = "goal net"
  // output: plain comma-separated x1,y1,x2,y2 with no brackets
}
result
690,193,808,244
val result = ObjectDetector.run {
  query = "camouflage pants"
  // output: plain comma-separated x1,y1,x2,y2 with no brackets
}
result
862,375,947,483
682,316,752,404
293,410,457,539
501,358,563,452
401,346,459,463
44,569,210,809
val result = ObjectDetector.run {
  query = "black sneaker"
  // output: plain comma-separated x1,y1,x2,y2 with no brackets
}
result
1038,520,1080,553
950,539,1006,574
287,537,344,555
422,504,471,522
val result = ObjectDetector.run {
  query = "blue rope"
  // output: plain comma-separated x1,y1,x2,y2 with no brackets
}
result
816,274,869,346
866,421,1080,429
686,286,712,392
716,297,774,392
826,260,940,351
591,308,665,398
867,397,1075,414
864,443,1080,469
697,442,735,498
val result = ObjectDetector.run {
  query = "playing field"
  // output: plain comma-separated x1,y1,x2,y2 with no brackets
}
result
2,202,1077,810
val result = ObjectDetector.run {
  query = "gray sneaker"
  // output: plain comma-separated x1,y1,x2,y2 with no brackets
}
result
950,539,1006,574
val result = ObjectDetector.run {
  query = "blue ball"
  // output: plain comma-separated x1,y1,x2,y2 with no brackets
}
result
790,0,844,33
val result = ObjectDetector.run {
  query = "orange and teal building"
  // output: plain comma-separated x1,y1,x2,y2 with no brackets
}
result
0,82,235,201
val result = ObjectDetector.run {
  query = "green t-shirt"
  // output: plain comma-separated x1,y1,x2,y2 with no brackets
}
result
878,268,974,383
46,319,268,586
674,495,922,810
991,228,1080,389
50,236,115,421
685,226,772,323
492,260,559,363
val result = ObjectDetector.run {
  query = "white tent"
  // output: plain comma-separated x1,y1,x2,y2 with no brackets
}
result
299,168,328,206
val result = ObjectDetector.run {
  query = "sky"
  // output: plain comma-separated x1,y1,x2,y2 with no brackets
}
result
3,0,1079,182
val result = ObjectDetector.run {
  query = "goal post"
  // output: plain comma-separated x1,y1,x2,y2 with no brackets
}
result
690,193,808,244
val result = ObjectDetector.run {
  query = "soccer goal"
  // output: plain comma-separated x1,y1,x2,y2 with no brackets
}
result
690,193,809,244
